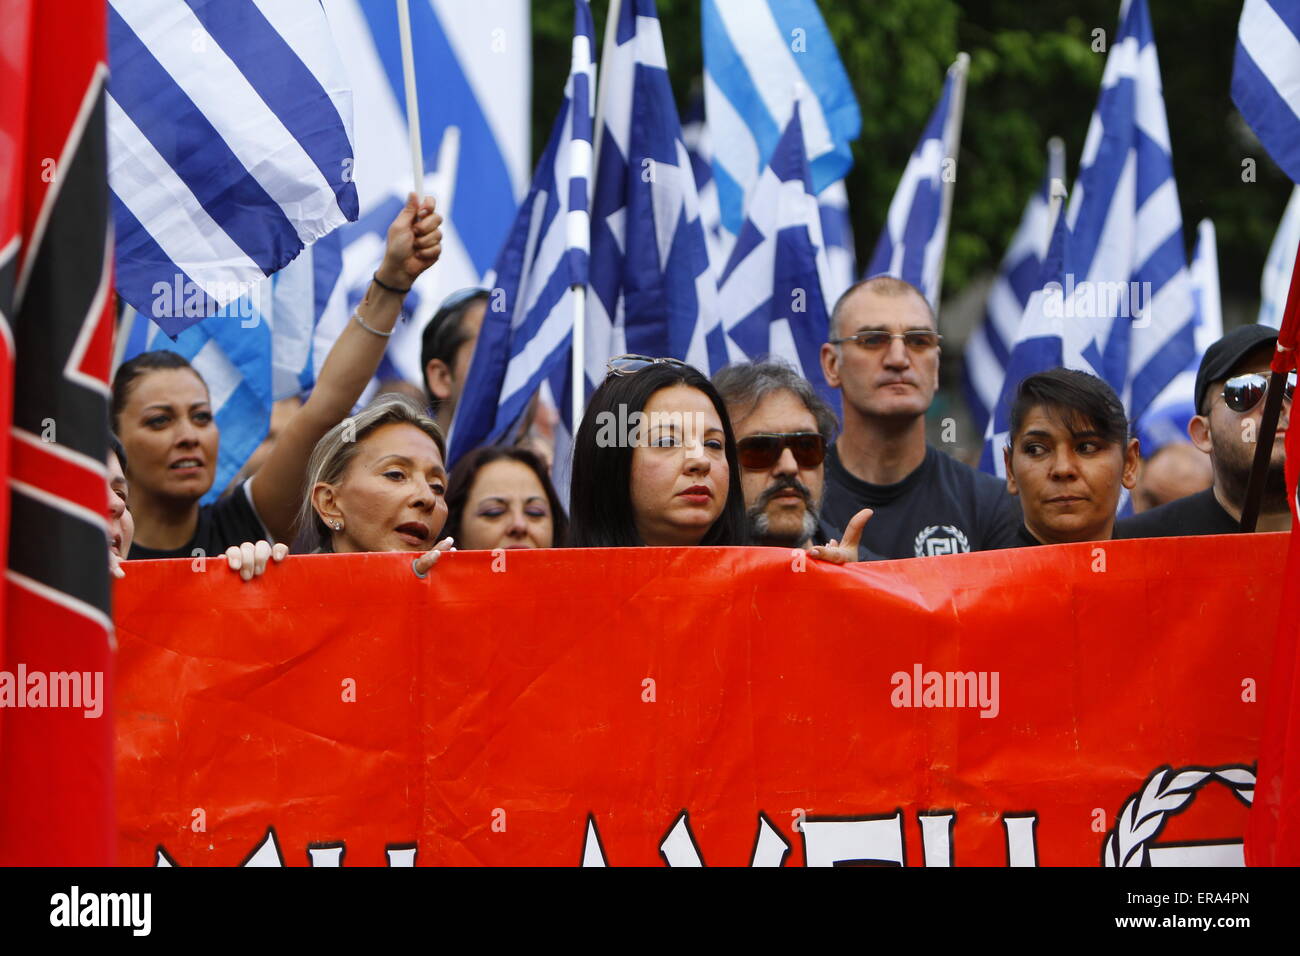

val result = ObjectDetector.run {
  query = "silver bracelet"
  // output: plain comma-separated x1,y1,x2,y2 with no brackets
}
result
352,311,394,338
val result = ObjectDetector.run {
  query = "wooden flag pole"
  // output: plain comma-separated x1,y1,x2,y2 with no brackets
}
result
396,0,424,198
1241,238,1300,531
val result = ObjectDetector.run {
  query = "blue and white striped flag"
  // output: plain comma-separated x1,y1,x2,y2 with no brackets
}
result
320,0,530,387
685,86,855,300
1260,186,1300,328
717,103,835,409
1134,219,1223,454
586,0,728,388
701,0,860,238
818,180,857,305
1233,0,1300,182
681,90,729,272
445,0,595,465
979,206,1105,476
1063,0,1195,427
963,140,1065,435
107,0,359,338
116,231,346,502
865,57,965,309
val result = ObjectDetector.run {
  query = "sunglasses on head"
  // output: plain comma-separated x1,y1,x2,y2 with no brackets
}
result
736,432,826,470
829,330,942,351
1220,371,1296,414
605,354,692,378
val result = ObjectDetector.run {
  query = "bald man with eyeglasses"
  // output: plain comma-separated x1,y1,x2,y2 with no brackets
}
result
819,276,1020,560
1116,324,1293,539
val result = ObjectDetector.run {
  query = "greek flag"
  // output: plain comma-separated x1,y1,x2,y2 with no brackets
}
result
107,0,359,338
1063,0,1195,427
819,180,856,305
865,57,965,308
1233,0,1300,182
963,141,1065,435
684,88,855,300
446,0,595,465
586,0,727,388
681,91,730,274
116,233,346,503
978,207,1104,476
701,0,860,238
320,0,530,386
1134,219,1223,454
1260,186,1300,328
717,104,836,409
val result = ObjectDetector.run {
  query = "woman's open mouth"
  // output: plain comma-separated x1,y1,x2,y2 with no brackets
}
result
394,522,430,547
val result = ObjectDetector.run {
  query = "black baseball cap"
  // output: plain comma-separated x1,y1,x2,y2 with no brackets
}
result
1194,324,1278,415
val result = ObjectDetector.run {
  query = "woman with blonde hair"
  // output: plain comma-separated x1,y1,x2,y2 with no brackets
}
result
299,393,455,576
114,194,443,560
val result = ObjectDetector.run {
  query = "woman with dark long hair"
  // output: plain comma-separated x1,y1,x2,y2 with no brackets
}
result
444,446,568,550
567,356,749,548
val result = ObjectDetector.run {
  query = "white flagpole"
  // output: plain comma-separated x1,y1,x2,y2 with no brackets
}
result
1045,177,1068,245
932,51,969,320
573,0,620,432
1047,136,1066,188
396,0,424,198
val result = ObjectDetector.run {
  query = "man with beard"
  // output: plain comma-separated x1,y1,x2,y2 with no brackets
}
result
1117,324,1292,538
713,360,880,558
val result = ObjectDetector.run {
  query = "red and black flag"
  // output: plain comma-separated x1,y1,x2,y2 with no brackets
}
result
1246,225,1300,865
0,0,116,865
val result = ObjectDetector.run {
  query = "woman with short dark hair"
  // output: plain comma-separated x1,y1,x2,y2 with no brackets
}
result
1003,367,1140,545
567,357,749,548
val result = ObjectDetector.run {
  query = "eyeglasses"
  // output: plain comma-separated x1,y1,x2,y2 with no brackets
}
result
736,432,826,470
605,354,692,378
1221,371,1296,413
829,330,943,351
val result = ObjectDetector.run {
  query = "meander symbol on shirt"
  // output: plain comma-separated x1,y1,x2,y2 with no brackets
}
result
913,525,970,557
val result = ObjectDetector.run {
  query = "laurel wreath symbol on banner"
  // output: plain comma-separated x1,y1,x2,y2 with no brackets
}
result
1102,764,1255,867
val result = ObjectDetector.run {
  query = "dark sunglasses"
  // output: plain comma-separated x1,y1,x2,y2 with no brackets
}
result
605,354,692,378
829,330,942,351
1221,371,1296,414
736,432,826,470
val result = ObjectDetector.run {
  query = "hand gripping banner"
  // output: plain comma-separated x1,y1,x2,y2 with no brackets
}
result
114,535,1282,867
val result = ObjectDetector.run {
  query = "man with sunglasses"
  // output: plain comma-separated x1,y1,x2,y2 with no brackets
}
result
819,276,1020,559
713,360,880,557
1117,324,1292,538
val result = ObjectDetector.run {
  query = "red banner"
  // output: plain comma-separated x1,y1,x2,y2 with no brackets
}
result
115,536,1283,867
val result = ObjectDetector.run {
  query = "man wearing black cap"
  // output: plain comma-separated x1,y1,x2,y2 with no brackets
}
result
1116,324,1292,538
421,287,489,435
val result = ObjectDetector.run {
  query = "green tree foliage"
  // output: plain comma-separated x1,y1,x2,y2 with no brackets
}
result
530,0,1292,308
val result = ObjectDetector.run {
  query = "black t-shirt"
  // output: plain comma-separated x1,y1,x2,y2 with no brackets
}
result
127,479,270,560
822,444,1022,561
1113,487,1239,539
1014,524,1043,547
